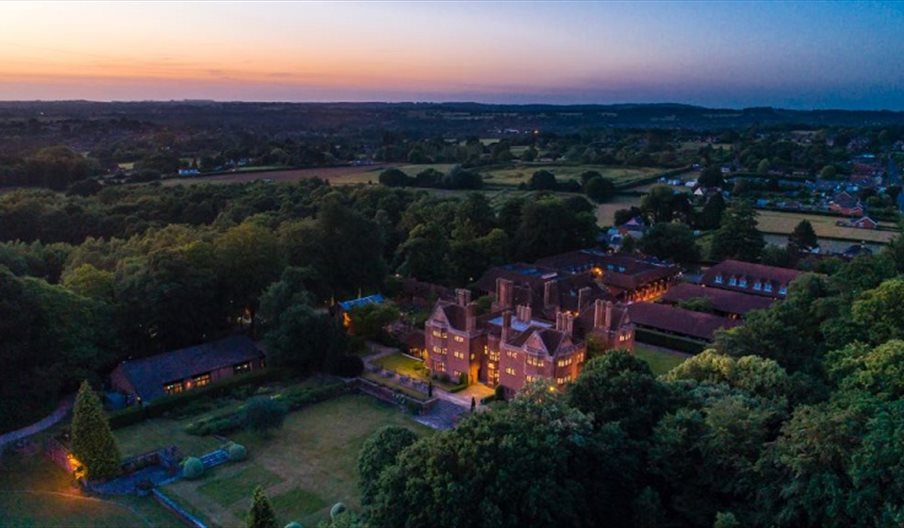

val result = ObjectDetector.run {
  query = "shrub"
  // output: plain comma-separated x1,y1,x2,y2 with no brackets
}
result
331,355,364,377
244,396,288,435
494,385,506,402
330,502,347,520
182,457,204,480
227,443,247,461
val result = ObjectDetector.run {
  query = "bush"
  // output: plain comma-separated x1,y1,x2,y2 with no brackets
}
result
634,328,706,354
494,385,506,402
244,396,288,435
330,502,347,520
182,457,204,480
227,443,247,461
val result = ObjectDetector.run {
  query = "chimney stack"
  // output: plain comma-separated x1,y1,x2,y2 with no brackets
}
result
593,299,605,329
516,304,532,323
604,301,613,330
501,310,513,343
456,288,471,307
496,278,513,310
577,287,591,311
544,281,554,308
465,302,476,333
555,310,574,337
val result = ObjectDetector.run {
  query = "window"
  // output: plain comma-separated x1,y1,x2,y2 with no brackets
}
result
764,283,773,293
778,286,787,296
738,279,747,288
557,358,573,368
526,375,538,383
505,367,516,376
163,381,183,395
619,334,628,342
714,274,723,284
453,336,464,343
575,353,584,362
488,351,500,361
435,362,446,372
432,330,442,337
527,356,544,367
453,350,465,360
753,281,762,291
506,350,517,359
192,373,211,388
233,362,252,375
453,370,462,378
470,353,476,361
728,277,737,286
556,375,573,385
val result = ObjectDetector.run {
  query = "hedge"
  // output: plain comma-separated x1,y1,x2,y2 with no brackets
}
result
184,380,349,436
107,368,290,429
635,328,706,355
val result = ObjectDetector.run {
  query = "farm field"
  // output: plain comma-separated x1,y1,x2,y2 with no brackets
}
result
481,164,661,188
0,452,180,528
755,210,898,243
162,394,431,528
161,164,396,187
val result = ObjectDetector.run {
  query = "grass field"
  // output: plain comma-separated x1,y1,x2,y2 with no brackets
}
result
755,210,899,243
162,394,431,528
634,344,689,376
481,164,661,188
161,164,396,187
0,453,180,528
596,195,643,226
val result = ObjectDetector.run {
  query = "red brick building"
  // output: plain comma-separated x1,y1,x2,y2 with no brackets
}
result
701,260,803,298
425,286,633,395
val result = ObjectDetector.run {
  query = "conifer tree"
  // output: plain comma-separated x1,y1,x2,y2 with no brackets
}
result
247,485,278,528
70,380,121,479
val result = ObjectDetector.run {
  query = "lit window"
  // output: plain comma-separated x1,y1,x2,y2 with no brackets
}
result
432,330,442,337
728,277,737,286
505,367,516,376
527,357,545,367
233,362,252,375
192,373,211,388
470,353,476,360
779,286,787,296
753,281,762,291
436,362,446,372
453,351,465,360
739,279,747,288
714,274,723,284
453,336,464,343
764,283,773,292
163,381,183,395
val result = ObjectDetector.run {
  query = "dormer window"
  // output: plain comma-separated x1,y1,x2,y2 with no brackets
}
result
753,281,762,291
714,274,723,284
779,286,787,296
764,283,773,292
738,279,747,288
728,277,737,286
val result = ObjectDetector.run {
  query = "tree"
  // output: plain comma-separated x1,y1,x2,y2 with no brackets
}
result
820,165,838,179
265,303,348,373
348,302,400,341
789,220,818,253
850,279,904,345
639,223,701,264
244,396,288,436
698,165,725,188
640,185,690,223
71,380,121,479
528,170,558,190
247,486,279,528
515,198,597,261
757,158,771,174
378,168,410,187
698,193,726,230
584,176,616,203
709,203,764,262
358,425,419,505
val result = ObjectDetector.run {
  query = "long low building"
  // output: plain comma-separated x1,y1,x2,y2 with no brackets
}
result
660,283,775,319
627,302,741,342
110,335,266,403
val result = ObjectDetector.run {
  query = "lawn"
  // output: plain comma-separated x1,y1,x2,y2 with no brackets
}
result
115,416,224,460
162,394,431,528
634,344,689,376
0,452,181,528
755,210,898,244
373,352,426,379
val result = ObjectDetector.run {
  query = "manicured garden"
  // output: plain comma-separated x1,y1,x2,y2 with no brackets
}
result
372,352,467,392
161,393,431,527
633,344,689,376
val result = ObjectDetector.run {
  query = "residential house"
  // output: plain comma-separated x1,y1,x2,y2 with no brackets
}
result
849,216,878,230
110,335,265,403
701,260,803,299
829,191,865,217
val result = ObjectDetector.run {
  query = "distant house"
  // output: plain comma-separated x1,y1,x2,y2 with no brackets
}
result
617,216,647,239
627,302,741,342
849,216,878,230
829,191,865,217
110,335,265,403
177,168,200,177
701,260,803,298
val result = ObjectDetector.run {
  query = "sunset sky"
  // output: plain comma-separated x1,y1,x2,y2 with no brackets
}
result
1,1,903,109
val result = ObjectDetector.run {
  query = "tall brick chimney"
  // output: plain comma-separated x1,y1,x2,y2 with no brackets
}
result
456,288,471,307
501,310,513,343
577,286,591,311
593,299,614,330
465,302,476,333
496,278,513,309
516,304,532,323
555,310,574,337
544,281,554,308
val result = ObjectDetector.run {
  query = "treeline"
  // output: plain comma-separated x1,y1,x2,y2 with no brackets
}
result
0,180,598,431
332,240,904,528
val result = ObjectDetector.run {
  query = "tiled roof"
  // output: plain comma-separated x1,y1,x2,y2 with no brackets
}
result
338,294,384,311
118,335,264,401
701,260,802,297
661,283,774,316
627,302,741,341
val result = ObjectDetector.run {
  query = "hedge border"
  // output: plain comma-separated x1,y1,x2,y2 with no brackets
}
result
635,328,706,355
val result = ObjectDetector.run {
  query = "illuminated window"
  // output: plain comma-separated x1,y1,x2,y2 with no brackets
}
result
453,351,465,360
163,381,184,395
753,281,762,291
453,370,462,378
192,373,211,388
233,362,252,375
739,279,747,288
506,350,517,358
714,274,723,284
453,336,464,343
432,330,442,338
764,283,773,292
557,358,573,368
778,286,787,296
728,277,737,286
527,357,545,367
505,367,516,376
436,362,446,372
526,375,537,383
470,353,476,360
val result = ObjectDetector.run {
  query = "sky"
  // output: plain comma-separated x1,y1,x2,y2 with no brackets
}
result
0,1,903,109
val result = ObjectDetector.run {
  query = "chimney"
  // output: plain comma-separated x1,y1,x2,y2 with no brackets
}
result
544,281,554,307
456,288,471,307
501,310,513,343
555,310,574,337
496,278,513,309
516,304,531,323
577,287,591,311
465,302,476,333
604,301,613,330
593,299,605,329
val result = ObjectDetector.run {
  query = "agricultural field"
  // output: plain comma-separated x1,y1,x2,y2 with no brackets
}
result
162,394,431,528
755,210,899,244
0,452,180,528
481,164,661,188
161,164,395,187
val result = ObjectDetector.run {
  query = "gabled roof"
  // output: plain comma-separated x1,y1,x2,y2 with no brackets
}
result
507,327,569,356
831,191,861,209
117,335,264,401
627,302,741,341
701,260,802,297
661,283,774,316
